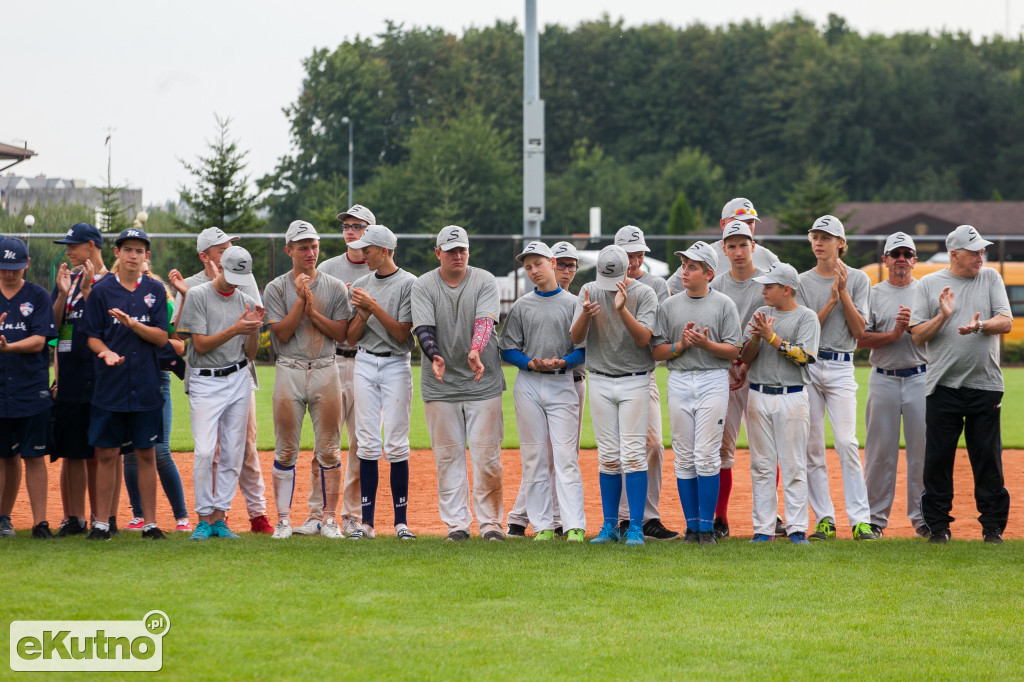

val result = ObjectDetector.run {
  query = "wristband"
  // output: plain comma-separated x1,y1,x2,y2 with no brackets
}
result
768,333,776,345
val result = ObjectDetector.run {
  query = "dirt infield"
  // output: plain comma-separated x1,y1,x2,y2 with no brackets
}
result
10,449,1024,539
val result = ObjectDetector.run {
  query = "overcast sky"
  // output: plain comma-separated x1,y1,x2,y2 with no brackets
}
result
4,0,1019,206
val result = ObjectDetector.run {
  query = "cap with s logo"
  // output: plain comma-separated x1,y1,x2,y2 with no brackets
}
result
753,262,800,290
515,241,554,262
595,245,629,291
436,225,470,251
808,214,845,239
945,224,993,252
674,240,719,273
349,224,398,251
285,220,319,244
883,231,917,255
220,245,259,289
197,226,239,253
721,220,754,241
614,225,650,253
337,204,376,225
550,241,579,260
722,197,760,222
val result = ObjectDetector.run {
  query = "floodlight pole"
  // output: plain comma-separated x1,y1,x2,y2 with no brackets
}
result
523,0,544,239
342,116,354,208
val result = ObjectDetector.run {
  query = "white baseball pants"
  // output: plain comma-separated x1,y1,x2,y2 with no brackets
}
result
307,354,359,523
667,369,729,479
353,351,413,462
746,389,810,536
190,368,251,517
589,373,650,475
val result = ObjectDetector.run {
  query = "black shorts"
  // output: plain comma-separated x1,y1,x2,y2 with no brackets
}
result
0,408,51,459
88,407,163,450
50,401,94,460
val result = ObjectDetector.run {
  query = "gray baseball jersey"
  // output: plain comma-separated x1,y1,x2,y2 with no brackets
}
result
634,272,669,303
711,268,767,329
411,266,505,402
264,271,351,361
349,269,417,355
910,267,1011,395
319,253,371,351
652,290,741,372
745,305,820,386
572,280,657,375
177,282,258,368
668,241,779,294
796,267,871,353
866,280,927,370
499,288,580,360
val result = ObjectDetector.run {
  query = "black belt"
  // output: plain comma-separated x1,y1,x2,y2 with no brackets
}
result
589,370,648,379
196,358,248,378
536,368,567,375
359,348,397,358
818,350,852,362
749,383,803,395
574,375,584,383
336,349,357,358
875,364,926,377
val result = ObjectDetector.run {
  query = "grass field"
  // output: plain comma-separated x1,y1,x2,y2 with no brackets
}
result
166,366,1024,452
4,534,1023,679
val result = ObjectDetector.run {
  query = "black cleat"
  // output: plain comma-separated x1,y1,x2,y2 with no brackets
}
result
141,527,167,540
928,528,951,544
483,530,505,542
58,516,87,537
445,530,470,542
31,521,54,539
682,528,699,544
983,528,1004,545
553,527,564,537
698,531,718,546
86,527,112,541
869,523,884,539
642,518,680,540
713,517,730,539
775,517,788,537
506,523,527,538
108,516,120,536
618,520,630,535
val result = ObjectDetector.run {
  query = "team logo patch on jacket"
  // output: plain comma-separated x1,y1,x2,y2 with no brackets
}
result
20,302,33,317
144,293,156,308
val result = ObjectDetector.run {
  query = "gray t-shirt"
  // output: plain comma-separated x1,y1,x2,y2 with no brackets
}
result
653,289,741,372
711,268,766,331
319,253,372,351
668,241,779,295
745,305,820,387
796,267,871,353
866,279,928,370
177,282,258,369
634,272,669,304
499,288,580,362
411,267,505,402
264,271,351,361
349,269,417,355
910,267,1011,395
572,280,657,375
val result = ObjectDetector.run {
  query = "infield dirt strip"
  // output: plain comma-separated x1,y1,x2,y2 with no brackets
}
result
14,449,1024,539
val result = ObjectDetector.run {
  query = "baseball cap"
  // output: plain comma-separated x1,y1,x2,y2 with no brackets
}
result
54,222,102,248
515,241,554,263
115,227,150,248
721,220,754,241
946,224,993,252
614,225,650,253
196,226,238,253
349,225,398,250
753,262,800,290
883,232,917,255
436,225,470,251
337,204,376,225
675,240,719,273
722,197,760,222
595,245,629,291
809,215,845,238
220,245,259,289
551,241,579,260
0,237,29,270
285,220,319,244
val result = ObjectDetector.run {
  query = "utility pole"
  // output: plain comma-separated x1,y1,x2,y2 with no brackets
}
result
523,0,544,239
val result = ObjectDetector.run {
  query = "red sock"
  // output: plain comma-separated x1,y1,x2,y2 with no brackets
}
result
776,465,781,487
715,468,732,523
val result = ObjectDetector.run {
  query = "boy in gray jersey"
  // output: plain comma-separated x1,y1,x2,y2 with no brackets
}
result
797,215,876,541
740,263,820,543
264,221,351,540
858,232,928,538
412,226,506,541
500,242,587,542
344,225,417,541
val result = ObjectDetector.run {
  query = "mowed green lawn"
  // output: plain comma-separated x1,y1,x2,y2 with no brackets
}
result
166,366,1024,452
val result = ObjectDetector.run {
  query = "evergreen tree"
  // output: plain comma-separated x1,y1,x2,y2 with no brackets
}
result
775,163,852,271
665,192,697,266
95,183,129,234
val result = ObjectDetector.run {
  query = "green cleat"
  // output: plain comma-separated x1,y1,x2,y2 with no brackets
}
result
565,528,585,543
852,522,878,541
534,529,555,541
809,518,836,541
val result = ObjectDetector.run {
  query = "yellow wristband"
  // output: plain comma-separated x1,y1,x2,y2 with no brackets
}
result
768,333,777,345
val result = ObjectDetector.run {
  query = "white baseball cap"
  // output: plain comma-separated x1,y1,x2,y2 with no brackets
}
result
722,197,760,222
516,241,554,263
551,241,579,260
595,245,629,291
675,240,719,273
614,225,650,253
349,225,398,250
754,262,800,290
220,245,259,289
721,220,754,241
337,204,376,224
809,214,845,238
436,225,470,251
946,224,993,252
196,226,238,253
883,232,917,255
285,220,319,244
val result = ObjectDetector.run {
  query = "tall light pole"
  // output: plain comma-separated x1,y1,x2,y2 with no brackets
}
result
24,214,35,261
342,116,354,209
523,0,545,239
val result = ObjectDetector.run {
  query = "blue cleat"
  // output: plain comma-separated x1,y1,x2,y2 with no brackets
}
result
624,526,645,546
789,532,810,544
750,533,775,543
590,521,621,544
210,519,240,539
189,521,212,541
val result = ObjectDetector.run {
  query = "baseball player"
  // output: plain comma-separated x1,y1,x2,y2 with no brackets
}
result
168,226,272,534
0,238,58,539
651,241,741,546
177,246,264,540
740,262,819,543
858,232,928,538
82,227,169,540
343,225,417,541
307,203,375,537
797,215,876,541
500,241,587,542
613,225,677,540
411,225,506,542
506,240,585,537
265,220,351,539
571,245,658,546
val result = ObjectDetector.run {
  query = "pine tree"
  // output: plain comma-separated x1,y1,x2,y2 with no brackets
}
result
775,163,851,271
96,183,129,234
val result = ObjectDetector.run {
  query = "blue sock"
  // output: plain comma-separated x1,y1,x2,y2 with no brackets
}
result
624,471,648,530
359,458,379,528
598,473,622,526
676,477,699,531
697,474,720,533
390,460,409,527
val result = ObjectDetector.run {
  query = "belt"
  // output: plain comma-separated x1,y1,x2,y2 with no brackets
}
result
277,356,336,370
536,368,568,375
196,358,248,378
749,383,803,395
336,348,357,358
359,348,397,358
875,364,926,377
818,350,852,362
574,375,584,383
589,370,649,379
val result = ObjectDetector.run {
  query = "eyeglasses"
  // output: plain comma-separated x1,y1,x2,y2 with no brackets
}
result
887,249,915,260
341,223,367,232
731,207,758,218
555,262,578,271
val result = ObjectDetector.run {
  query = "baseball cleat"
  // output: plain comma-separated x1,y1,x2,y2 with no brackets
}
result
142,527,167,540
553,527,564,537
928,528,951,544
852,522,878,541
506,523,527,538
321,519,344,539
698,531,717,546
31,521,54,540
483,530,505,541
590,522,621,544
682,528,699,544
108,517,121,536
642,518,679,540
125,517,145,531
0,516,14,537
86,526,112,541
57,516,87,537
565,528,585,543
624,526,645,546
272,519,293,539
749,534,774,543
211,519,240,539
809,518,836,541
869,523,884,539
292,518,322,536
789,532,810,544
983,528,1003,544
774,517,788,538
250,515,274,534
712,517,730,539
914,525,932,539
534,529,555,541
395,525,417,540
190,521,213,541
342,517,360,537
445,530,470,542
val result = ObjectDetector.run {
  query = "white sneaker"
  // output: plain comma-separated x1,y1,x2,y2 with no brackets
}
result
320,519,343,539
342,517,360,537
291,517,322,535
272,519,292,539
395,524,417,540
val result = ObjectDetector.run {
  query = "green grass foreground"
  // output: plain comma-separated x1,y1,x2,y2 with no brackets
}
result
4,534,1023,679
166,366,1024,452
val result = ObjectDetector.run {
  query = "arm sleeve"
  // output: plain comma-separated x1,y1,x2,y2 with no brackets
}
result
500,348,532,370
470,317,494,352
562,346,585,369
415,325,439,361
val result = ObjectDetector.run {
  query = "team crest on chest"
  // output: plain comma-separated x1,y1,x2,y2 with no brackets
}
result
144,293,156,308
19,302,34,317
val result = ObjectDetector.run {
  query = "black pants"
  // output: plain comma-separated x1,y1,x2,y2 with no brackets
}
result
921,385,1010,533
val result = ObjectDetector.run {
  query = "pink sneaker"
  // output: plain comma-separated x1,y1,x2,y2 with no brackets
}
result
175,519,192,532
125,517,145,531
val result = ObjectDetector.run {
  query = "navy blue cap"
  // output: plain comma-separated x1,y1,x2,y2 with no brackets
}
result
115,227,150,248
0,237,29,270
54,222,103,248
